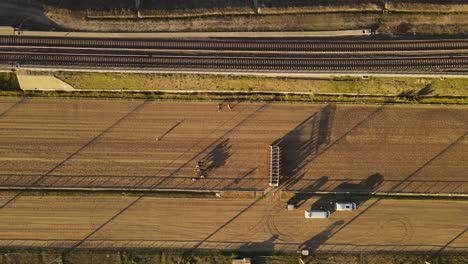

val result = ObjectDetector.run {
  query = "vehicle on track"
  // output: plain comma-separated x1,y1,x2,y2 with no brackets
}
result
304,210,330,219
335,202,357,211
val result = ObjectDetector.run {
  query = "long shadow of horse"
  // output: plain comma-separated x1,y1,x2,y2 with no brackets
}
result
310,173,385,213
272,104,336,186
205,138,232,175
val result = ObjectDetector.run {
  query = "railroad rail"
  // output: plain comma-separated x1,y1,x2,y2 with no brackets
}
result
1,36,467,52
1,52,466,72
1,36,467,73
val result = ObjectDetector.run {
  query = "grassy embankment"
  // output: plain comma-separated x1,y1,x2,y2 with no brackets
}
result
1,71,467,104
0,248,466,264
39,0,468,35
0,72,20,92
55,71,468,95
52,71,468,105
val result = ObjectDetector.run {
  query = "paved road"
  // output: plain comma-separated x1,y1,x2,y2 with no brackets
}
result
0,98,466,194
5,68,468,79
0,26,370,38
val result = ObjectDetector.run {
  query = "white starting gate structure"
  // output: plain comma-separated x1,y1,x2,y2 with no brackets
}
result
269,145,281,187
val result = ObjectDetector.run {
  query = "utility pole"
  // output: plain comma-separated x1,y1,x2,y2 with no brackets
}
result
135,0,141,18
253,0,260,14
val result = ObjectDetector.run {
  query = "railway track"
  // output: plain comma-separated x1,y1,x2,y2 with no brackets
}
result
1,52,466,72
3,46,468,58
1,36,467,73
1,36,467,52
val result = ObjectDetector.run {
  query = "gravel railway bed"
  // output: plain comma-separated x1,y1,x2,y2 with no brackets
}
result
1,36,467,52
2,36,467,73
3,47,467,58
2,52,466,72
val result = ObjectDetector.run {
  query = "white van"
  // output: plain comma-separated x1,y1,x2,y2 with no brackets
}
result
335,202,357,211
304,210,330,219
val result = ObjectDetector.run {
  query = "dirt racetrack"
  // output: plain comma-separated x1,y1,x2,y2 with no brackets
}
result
0,98,466,193
0,193,466,253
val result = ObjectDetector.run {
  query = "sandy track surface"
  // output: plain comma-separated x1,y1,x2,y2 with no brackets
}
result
0,194,466,253
0,99,468,192
0,98,466,193
0,98,466,253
